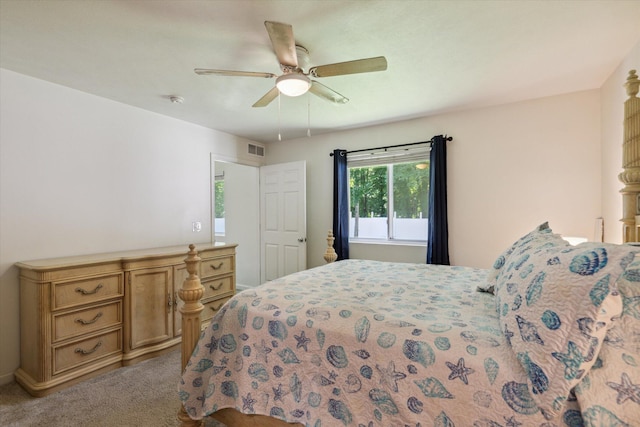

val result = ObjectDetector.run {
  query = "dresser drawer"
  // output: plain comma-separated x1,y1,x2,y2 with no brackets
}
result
200,255,234,279
201,296,232,324
202,276,234,300
53,328,122,375
53,273,123,310
53,300,122,342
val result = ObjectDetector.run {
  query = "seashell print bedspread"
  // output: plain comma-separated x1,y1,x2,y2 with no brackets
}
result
179,259,579,426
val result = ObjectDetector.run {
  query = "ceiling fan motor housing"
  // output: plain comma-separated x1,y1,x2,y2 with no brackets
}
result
295,45,310,71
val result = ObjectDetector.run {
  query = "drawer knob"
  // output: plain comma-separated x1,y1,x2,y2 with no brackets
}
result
209,262,224,270
75,312,103,325
209,282,224,291
75,283,103,295
75,340,102,355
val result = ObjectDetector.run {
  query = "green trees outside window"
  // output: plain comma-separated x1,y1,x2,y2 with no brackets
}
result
349,161,429,240
214,179,225,237
215,180,225,218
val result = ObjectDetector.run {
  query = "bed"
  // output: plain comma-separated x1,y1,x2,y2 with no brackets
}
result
177,227,640,426
176,71,640,426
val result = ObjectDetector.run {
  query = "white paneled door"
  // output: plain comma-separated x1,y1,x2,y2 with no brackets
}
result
260,161,307,283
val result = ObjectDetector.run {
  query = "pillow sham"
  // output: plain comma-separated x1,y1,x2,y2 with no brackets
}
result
495,241,634,419
573,253,640,426
479,222,566,294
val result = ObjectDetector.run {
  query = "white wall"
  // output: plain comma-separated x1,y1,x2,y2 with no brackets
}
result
266,90,602,270
0,69,262,385
601,40,640,243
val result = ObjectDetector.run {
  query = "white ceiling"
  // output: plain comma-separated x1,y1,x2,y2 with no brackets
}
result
1,0,639,144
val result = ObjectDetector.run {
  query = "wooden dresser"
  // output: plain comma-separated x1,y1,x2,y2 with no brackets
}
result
15,243,236,397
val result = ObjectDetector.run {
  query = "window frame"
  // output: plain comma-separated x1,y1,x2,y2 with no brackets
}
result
347,145,430,244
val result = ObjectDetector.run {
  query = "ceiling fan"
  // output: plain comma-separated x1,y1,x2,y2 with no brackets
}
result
194,21,388,107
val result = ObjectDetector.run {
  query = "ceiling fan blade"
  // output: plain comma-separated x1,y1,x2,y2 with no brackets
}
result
309,56,387,78
309,81,349,105
252,86,280,108
264,21,298,68
194,68,277,78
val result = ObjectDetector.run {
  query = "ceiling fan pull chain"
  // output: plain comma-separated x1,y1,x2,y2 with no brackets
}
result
307,92,311,137
278,92,282,141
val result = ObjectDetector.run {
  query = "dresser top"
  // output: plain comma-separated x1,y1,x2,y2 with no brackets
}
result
16,242,236,271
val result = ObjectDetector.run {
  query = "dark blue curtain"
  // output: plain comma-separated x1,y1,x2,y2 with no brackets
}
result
427,135,450,265
333,149,349,260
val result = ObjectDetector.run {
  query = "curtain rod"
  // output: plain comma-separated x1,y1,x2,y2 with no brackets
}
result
329,135,452,156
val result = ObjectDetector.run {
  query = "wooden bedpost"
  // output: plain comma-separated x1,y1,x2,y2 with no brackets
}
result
324,230,338,263
619,70,640,242
618,70,640,243
177,244,204,427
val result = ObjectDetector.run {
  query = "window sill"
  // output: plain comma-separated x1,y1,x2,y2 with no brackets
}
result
349,239,426,247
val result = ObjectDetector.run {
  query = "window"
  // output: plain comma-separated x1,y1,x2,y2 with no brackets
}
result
214,173,225,236
348,147,430,242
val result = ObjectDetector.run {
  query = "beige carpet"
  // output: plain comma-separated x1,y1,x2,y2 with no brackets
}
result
0,350,224,427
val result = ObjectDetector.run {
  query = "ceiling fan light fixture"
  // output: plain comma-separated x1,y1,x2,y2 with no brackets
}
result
276,73,311,97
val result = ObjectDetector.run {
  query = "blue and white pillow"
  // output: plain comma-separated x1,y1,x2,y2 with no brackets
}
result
495,240,634,419
480,222,566,294
573,252,640,426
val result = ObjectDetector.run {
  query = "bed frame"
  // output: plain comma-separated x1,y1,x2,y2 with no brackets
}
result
177,232,337,426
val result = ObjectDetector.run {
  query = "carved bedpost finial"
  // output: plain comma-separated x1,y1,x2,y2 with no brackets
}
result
324,230,338,263
626,70,639,98
185,244,199,277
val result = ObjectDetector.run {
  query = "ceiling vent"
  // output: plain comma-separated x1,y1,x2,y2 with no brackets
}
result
248,143,265,157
